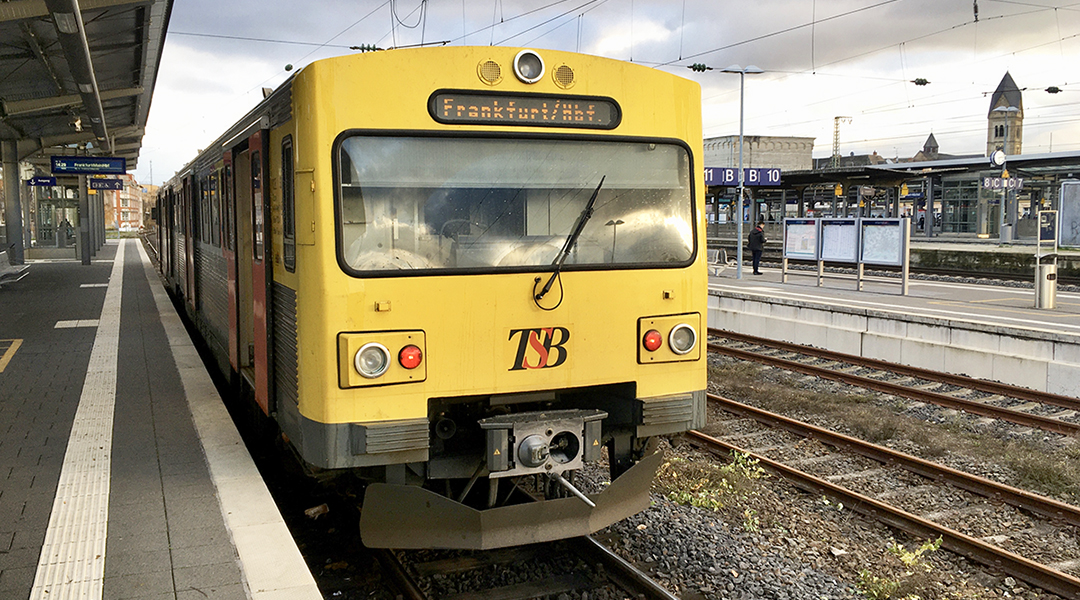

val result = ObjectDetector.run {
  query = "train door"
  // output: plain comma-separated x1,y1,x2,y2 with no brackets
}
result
249,131,272,415
222,155,240,372
158,189,170,279
234,130,272,415
236,147,255,384
164,189,174,280
184,176,196,311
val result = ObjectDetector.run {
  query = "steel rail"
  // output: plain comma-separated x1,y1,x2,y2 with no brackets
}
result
688,425,1080,598
703,393,1080,526
382,538,674,600
374,549,426,600
570,536,681,600
707,341,1080,437
709,328,1080,412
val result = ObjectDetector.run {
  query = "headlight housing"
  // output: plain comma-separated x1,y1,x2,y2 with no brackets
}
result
355,342,391,378
668,324,697,355
513,49,545,84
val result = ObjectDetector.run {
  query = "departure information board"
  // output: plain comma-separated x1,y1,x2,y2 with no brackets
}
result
430,90,620,129
860,219,905,266
783,219,819,260
820,219,859,262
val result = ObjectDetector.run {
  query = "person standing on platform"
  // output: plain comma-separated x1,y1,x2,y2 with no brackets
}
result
748,218,767,275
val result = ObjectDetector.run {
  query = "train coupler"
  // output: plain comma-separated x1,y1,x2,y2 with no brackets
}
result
359,438,663,550
479,408,606,478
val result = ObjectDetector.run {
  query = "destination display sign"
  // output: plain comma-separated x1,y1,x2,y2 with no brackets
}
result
90,178,124,190
51,156,126,175
704,167,781,187
26,176,56,186
429,90,620,129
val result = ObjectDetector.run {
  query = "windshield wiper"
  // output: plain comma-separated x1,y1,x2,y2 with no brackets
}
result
535,176,605,301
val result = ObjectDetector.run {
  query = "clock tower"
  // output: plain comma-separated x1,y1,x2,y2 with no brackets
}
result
987,72,1023,156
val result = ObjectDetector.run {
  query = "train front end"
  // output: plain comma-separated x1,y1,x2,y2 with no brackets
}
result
281,47,707,549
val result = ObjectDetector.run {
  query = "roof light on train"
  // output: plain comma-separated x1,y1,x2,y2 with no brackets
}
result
643,329,663,352
355,342,391,378
669,324,697,355
513,50,545,84
398,345,423,370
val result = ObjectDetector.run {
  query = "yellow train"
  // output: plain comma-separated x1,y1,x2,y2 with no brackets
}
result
157,46,706,549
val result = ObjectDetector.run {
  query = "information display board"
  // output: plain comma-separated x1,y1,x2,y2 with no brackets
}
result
859,219,906,266
1039,210,1058,243
1061,182,1080,247
819,219,859,262
783,218,819,260
51,156,126,175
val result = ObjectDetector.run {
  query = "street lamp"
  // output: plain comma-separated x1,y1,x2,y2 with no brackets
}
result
720,65,763,278
605,219,624,260
688,63,763,277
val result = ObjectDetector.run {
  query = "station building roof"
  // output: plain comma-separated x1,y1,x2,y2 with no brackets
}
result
778,150,1080,189
0,0,172,169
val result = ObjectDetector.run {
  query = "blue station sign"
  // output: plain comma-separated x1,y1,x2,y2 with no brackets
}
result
704,167,782,187
51,156,126,175
26,176,56,186
89,178,124,191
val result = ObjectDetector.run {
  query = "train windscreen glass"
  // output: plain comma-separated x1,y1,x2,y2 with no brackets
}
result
336,136,693,274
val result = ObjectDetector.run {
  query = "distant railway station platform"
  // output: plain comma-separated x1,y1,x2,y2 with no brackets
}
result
0,239,320,600
707,258,1080,399
709,234,1080,281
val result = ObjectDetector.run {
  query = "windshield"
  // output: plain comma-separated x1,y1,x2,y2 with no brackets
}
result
336,136,694,274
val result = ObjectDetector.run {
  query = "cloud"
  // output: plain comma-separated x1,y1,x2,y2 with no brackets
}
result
136,42,280,183
131,0,1080,185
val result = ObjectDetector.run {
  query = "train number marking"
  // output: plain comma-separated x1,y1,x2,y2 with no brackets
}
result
508,327,570,371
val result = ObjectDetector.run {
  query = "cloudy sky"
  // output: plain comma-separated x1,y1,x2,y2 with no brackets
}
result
132,0,1080,185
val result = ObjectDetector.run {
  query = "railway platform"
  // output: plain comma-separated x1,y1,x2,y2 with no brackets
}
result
707,262,1080,398
0,239,321,600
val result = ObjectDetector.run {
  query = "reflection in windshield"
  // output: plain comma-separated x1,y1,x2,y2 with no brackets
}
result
337,137,693,273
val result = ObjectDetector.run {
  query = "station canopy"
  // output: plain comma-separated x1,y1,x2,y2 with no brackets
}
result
0,0,172,169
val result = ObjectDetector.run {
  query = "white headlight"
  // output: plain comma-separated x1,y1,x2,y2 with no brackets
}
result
355,342,391,378
513,50,545,84
668,324,697,355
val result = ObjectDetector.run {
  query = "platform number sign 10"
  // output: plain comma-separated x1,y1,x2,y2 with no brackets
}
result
703,167,782,187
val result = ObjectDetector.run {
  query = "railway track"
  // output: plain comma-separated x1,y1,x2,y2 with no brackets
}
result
707,328,1080,437
694,393,1080,599
378,536,678,600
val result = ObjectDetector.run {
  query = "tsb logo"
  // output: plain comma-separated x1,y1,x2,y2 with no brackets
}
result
508,327,570,371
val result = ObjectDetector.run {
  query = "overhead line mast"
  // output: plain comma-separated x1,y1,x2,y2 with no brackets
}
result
832,116,852,168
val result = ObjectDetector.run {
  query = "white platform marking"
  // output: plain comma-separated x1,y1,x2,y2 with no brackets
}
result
709,281,1080,334
54,320,100,329
30,241,125,600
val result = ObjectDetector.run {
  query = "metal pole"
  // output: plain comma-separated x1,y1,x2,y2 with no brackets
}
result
79,174,90,265
901,216,911,295
736,70,745,280
2,141,24,264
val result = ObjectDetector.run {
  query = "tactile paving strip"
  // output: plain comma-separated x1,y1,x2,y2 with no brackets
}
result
29,242,125,600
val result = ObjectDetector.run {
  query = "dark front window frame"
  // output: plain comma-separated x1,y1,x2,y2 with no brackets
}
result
331,130,698,279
